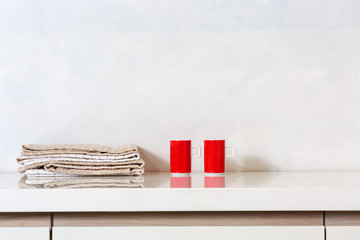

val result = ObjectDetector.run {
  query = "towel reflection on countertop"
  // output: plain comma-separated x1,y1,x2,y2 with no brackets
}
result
18,175,144,189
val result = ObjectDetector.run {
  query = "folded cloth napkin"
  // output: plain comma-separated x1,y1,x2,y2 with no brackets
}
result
18,175,144,188
17,144,145,176
21,144,138,156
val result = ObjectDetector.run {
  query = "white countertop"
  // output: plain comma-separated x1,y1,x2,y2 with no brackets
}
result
1,171,360,212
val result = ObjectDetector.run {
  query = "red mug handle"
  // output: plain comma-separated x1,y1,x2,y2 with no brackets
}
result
225,145,235,157
191,146,201,158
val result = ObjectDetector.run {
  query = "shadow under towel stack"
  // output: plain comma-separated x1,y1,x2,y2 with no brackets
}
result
17,144,145,177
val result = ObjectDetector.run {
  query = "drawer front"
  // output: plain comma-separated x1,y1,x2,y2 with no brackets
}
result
327,226,360,240
53,226,324,240
0,227,49,240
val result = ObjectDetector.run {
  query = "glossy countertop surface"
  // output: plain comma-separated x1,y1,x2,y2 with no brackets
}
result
1,171,360,212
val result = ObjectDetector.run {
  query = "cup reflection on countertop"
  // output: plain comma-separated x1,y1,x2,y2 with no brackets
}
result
170,176,192,188
204,176,225,188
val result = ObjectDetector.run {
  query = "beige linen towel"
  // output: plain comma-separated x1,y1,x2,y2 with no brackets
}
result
23,162,144,176
21,144,138,156
25,169,75,177
25,165,144,176
18,158,144,173
17,153,140,161
18,144,144,176
43,160,144,176
18,175,144,188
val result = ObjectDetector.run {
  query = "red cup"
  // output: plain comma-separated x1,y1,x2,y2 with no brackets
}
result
204,176,225,188
170,140,200,175
171,176,192,188
204,140,234,175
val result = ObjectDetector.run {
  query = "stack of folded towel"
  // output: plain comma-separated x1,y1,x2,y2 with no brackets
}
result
17,144,145,177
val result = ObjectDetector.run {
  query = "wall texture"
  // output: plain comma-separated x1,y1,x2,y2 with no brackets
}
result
1,0,360,172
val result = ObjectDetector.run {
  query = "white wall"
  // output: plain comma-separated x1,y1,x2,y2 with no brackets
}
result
1,0,360,172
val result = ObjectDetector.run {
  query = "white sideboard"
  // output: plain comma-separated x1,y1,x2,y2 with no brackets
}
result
0,213,50,240
53,226,324,240
2,172,360,212
51,212,324,240
1,172,360,240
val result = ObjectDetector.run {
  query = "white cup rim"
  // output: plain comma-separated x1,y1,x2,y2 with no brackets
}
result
170,139,191,141
205,172,225,176
171,173,191,176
